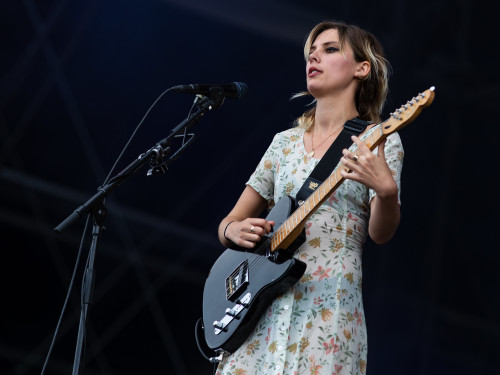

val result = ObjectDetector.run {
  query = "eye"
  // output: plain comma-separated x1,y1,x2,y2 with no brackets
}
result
325,47,339,53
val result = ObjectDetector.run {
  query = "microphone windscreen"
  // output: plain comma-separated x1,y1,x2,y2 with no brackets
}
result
233,82,248,99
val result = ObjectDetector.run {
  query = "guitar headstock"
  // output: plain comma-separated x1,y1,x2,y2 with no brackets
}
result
382,86,435,135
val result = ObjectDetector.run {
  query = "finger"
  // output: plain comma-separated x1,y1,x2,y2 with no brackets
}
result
240,239,258,248
351,135,369,153
249,225,264,236
246,232,262,242
251,219,275,234
263,220,275,234
340,156,355,171
230,228,259,249
342,148,357,161
340,166,354,178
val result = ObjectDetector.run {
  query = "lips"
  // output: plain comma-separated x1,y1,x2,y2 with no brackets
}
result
308,66,322,77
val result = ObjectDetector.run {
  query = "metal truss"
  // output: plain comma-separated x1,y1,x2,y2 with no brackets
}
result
1,0,498,374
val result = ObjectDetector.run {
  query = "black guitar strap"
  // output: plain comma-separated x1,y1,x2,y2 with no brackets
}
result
295,117,369,203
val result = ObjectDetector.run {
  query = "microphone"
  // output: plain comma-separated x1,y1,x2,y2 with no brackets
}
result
170,82,248,99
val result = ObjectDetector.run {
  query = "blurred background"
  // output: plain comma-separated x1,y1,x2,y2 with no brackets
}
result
1,0,498,374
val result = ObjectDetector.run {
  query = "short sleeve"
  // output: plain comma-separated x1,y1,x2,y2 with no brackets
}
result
246,133,282,208
368,132,404,205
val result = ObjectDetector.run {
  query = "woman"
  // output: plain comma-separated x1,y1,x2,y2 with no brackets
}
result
216,20,403,375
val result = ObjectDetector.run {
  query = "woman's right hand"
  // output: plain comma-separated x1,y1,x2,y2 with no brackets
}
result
224,218,275,249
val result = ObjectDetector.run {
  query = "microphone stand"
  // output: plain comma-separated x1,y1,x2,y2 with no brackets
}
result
54,94,224,375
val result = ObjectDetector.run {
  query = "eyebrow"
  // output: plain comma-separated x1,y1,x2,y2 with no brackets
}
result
309,41,340,51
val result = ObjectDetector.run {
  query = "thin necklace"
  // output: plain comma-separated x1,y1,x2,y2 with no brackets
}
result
308,122,344,157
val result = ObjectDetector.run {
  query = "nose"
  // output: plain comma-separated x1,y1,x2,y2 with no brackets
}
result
308,49,319,63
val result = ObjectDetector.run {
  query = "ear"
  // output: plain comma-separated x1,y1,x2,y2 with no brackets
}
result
355,61,370,80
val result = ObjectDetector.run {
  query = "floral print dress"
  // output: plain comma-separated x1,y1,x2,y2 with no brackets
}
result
216,126,403,375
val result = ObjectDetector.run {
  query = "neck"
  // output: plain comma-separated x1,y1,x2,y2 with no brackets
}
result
313,96,358,136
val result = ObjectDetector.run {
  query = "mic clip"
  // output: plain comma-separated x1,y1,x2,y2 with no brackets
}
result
146,143,171,176
195,93,225,111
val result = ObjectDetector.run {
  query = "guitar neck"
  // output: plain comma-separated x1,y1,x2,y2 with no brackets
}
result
269,124,386,252
268,86,435,253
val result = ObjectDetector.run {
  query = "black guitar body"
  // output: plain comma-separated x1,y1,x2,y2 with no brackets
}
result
201,196,306,354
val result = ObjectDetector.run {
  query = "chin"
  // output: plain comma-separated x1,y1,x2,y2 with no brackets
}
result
306,85,324,98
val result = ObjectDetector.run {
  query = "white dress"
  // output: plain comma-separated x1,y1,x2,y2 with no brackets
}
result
216,126,404,375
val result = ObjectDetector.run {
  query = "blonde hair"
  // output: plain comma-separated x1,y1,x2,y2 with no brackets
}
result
294,21,391,129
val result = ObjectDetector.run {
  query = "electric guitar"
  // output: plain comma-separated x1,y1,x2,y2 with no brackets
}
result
199,87,436,356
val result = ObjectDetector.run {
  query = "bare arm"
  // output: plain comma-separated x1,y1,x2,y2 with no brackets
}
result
341,136,400,244
218,185,275,249
368,190,400,244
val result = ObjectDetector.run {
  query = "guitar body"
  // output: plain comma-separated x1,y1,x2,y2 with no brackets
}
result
201,196,306,354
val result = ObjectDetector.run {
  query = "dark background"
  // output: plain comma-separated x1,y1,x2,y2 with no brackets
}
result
1,0,498,374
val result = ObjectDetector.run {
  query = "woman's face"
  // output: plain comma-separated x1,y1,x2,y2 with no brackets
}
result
306,28,363,98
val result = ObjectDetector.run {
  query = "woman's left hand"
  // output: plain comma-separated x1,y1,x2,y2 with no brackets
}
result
340,135,398,199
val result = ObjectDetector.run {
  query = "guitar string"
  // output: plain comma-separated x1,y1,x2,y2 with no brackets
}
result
240,145,353,275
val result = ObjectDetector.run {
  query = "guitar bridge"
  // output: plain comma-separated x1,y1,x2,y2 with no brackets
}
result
213,293,252,335
225,260,249,301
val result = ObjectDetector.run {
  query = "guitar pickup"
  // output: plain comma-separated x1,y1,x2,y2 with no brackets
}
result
225,260,249,301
